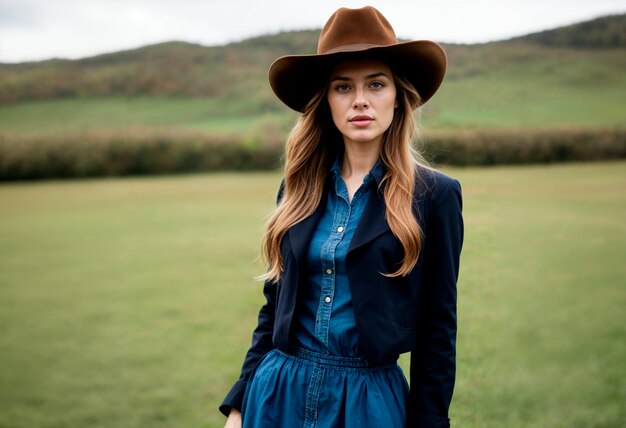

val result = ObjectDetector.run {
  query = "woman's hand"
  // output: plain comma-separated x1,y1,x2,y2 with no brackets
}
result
224,408,242,428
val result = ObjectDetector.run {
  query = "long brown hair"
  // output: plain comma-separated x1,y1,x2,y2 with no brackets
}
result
259,67,432,282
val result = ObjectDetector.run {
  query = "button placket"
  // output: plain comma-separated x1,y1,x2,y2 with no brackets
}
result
313,178,351,351
296,162,379,356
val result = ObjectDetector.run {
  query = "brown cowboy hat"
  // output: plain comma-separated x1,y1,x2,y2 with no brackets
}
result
268,6,447,113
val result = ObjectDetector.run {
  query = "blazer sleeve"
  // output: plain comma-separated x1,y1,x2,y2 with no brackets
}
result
219,278,278,416
219,180,285,416
409,177,464,428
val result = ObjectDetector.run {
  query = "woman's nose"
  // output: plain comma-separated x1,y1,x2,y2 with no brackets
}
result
353,89,369,109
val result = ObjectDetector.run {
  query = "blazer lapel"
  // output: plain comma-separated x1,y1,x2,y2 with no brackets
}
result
348,185,390,254
288,178,390,261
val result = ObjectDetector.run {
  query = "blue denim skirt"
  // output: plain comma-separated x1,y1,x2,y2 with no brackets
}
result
241,347,409,428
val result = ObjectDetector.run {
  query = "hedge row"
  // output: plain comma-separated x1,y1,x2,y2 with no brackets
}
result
421,127,626,166
0,129,283,180
0,127,624,180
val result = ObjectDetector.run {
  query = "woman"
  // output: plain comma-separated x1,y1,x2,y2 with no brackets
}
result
221,6,463,428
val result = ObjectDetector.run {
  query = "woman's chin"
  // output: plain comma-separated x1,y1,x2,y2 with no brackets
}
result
342,132,384,146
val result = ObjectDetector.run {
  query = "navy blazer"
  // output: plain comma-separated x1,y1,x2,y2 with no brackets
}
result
221,167,464,428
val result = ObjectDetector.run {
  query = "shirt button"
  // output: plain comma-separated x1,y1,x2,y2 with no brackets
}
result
326,268,333,275
337,226,344,233
324,296,332,303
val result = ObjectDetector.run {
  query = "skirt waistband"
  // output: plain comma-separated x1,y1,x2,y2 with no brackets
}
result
279,346,397,369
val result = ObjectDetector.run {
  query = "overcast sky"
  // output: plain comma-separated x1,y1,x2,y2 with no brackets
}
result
1,0,624,63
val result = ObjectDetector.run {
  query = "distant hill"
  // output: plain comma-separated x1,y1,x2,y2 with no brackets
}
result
0,30,321,107
0,14,624,111
510,14,626,48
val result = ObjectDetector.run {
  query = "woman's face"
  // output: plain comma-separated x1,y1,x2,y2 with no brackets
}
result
327,59,397,148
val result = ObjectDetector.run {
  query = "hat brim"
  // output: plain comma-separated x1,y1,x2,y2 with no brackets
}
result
268,40,447,113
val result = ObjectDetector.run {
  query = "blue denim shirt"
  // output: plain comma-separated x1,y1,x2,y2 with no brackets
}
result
292,155,385,356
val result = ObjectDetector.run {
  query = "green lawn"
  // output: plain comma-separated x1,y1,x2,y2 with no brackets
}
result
0,162,624,427
0,97,295,136
423,47,626,129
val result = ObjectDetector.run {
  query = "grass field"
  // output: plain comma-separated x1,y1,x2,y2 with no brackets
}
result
0,162,625,427
1,82,625,137
0,97,295,136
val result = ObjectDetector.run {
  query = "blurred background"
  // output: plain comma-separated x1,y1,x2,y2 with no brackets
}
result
0,1,625,427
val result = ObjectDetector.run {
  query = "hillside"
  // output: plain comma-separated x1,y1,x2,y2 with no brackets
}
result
1,15,625,105
0,15,625,135
510,14,626,48
0,30,322,108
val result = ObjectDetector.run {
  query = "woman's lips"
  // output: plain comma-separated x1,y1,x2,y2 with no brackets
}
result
349,115,374,127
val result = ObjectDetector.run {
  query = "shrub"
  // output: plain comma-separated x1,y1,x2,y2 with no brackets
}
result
0,129,282,180
0,127,624,180
420,127,626,166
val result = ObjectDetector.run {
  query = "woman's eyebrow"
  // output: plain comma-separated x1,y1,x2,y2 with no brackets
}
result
365,72,389,79
330,71,389,82
330,75,351,82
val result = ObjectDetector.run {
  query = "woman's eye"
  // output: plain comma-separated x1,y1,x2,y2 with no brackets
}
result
370,81,384,89
336,84,350,92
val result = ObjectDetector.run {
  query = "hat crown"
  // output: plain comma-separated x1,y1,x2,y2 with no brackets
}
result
317,6,398,54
